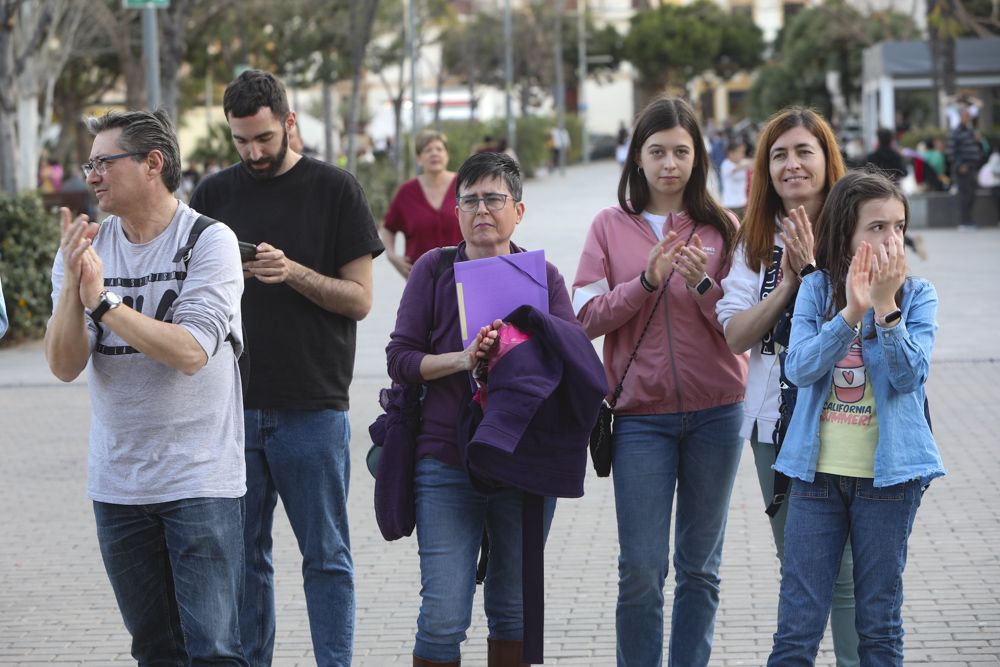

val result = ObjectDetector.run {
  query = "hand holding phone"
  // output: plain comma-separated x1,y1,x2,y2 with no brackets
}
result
238,242,258,262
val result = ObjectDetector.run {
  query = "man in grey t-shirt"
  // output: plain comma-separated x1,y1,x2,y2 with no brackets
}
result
44,110,248,665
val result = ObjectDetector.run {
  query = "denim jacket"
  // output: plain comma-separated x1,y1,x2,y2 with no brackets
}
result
774,272,946,488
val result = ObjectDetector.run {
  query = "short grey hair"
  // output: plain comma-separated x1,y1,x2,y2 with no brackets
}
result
456,152,522,202
85,109,182,192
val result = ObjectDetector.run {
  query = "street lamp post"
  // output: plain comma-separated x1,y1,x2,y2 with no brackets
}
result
554,0,566,175
504,0,515,152
577,0,588,164
408,0,419,171
142,6,161,110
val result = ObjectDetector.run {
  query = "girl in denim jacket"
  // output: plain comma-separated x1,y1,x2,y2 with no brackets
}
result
768,171,946,666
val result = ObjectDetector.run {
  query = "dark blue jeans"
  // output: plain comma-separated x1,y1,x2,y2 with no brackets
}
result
768,474,923,667
242,409,354,667
93,497,247,666
412,458,556,662
611,402,744,667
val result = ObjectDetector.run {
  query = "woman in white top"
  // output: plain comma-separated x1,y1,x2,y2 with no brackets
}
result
716,107,860,667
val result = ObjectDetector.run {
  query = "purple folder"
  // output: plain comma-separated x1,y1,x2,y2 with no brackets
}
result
454,249,549,348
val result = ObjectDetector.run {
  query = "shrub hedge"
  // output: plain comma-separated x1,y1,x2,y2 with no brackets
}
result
0,192,60,346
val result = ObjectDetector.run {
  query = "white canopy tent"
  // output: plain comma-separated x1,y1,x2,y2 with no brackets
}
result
861,37,1000,147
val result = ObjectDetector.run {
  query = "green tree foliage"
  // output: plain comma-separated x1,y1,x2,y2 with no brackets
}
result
748,0,918,119
0,193,60,345
623,1,762,102
624,3,719,99
189,121,241,168
440,4,622,115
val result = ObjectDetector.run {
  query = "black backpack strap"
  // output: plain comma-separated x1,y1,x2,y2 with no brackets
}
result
427,246,458,344
172,214,219,268
171,214,246,392
433,246,458,283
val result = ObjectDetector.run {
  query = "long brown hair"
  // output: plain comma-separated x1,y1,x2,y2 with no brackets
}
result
814,170,909,320
618,96,735,255
737,107,845,271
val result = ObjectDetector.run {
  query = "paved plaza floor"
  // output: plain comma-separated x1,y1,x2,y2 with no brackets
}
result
1,160,998,665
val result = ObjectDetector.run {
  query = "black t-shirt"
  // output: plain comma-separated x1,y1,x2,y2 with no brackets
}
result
865,147,907,184
190,157,384,411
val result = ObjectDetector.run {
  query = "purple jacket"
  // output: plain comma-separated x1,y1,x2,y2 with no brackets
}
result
461,304,608,499
386,242,578,468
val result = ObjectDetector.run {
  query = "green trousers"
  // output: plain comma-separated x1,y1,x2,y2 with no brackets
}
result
751,429,861,667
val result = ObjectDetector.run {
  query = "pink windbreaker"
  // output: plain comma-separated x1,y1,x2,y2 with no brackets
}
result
572,205,747,415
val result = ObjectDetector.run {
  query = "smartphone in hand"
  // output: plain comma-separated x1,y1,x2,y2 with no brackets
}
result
238,242,258,262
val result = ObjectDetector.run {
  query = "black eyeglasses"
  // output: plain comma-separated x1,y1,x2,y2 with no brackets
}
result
457,193,513,212
81,152,147,178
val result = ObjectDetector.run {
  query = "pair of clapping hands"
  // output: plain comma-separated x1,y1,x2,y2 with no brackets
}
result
645,232,710,290
778,206,907,325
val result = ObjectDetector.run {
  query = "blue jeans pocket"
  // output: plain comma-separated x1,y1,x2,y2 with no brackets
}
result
790,477,829,499
855,478,907,501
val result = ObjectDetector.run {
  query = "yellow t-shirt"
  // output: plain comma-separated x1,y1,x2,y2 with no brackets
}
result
816,335,878,478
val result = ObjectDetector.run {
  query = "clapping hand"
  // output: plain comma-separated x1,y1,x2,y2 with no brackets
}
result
779,206,816,277
674,233,710,289
644,231,682,288
843,243,873,327
58,207,99,289
869,235,906,313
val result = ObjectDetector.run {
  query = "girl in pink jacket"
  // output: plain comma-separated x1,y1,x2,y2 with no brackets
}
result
572,97,747,667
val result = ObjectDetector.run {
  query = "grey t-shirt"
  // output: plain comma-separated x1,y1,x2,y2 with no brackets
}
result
50,201,246,504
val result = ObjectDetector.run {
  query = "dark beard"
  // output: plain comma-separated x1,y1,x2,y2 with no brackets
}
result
242,130,289,181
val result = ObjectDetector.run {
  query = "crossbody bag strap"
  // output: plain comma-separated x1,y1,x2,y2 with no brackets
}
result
608,225,697,409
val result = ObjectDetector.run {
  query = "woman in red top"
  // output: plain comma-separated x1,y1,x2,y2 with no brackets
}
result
381,130,463,279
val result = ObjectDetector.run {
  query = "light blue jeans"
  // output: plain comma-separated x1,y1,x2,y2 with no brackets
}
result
612,402,743,667
768,474,923,666
751,430,860,667
94,497,247,666
412,457,556,662
242,409,354,667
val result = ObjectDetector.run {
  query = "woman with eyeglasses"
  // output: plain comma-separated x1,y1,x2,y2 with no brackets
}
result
572,97,746,667
386,152,581,666
715,107,860,666
381,130,463,279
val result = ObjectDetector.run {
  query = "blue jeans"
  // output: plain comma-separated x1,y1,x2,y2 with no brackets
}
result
93,497,247,666
412,457,557,662
751,431,860,667
768,474,923,667
242,409,354,667
612,402,743,667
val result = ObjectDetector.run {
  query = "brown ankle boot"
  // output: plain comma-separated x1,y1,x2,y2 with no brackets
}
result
412,655,460,666
487,638,530,666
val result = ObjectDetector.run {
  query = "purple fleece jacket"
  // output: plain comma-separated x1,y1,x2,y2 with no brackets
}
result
386,242,577,468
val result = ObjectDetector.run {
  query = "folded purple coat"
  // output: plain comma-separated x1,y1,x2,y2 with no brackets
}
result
461,304,609,498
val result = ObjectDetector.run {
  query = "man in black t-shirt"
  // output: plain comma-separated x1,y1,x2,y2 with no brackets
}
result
865,128,907,184
190,70,384,667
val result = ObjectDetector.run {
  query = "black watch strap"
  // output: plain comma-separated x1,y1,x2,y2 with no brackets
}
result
799,263,817,278
91,290,120,323
91,300,111,323
881,309,902,325
694,275,713,295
